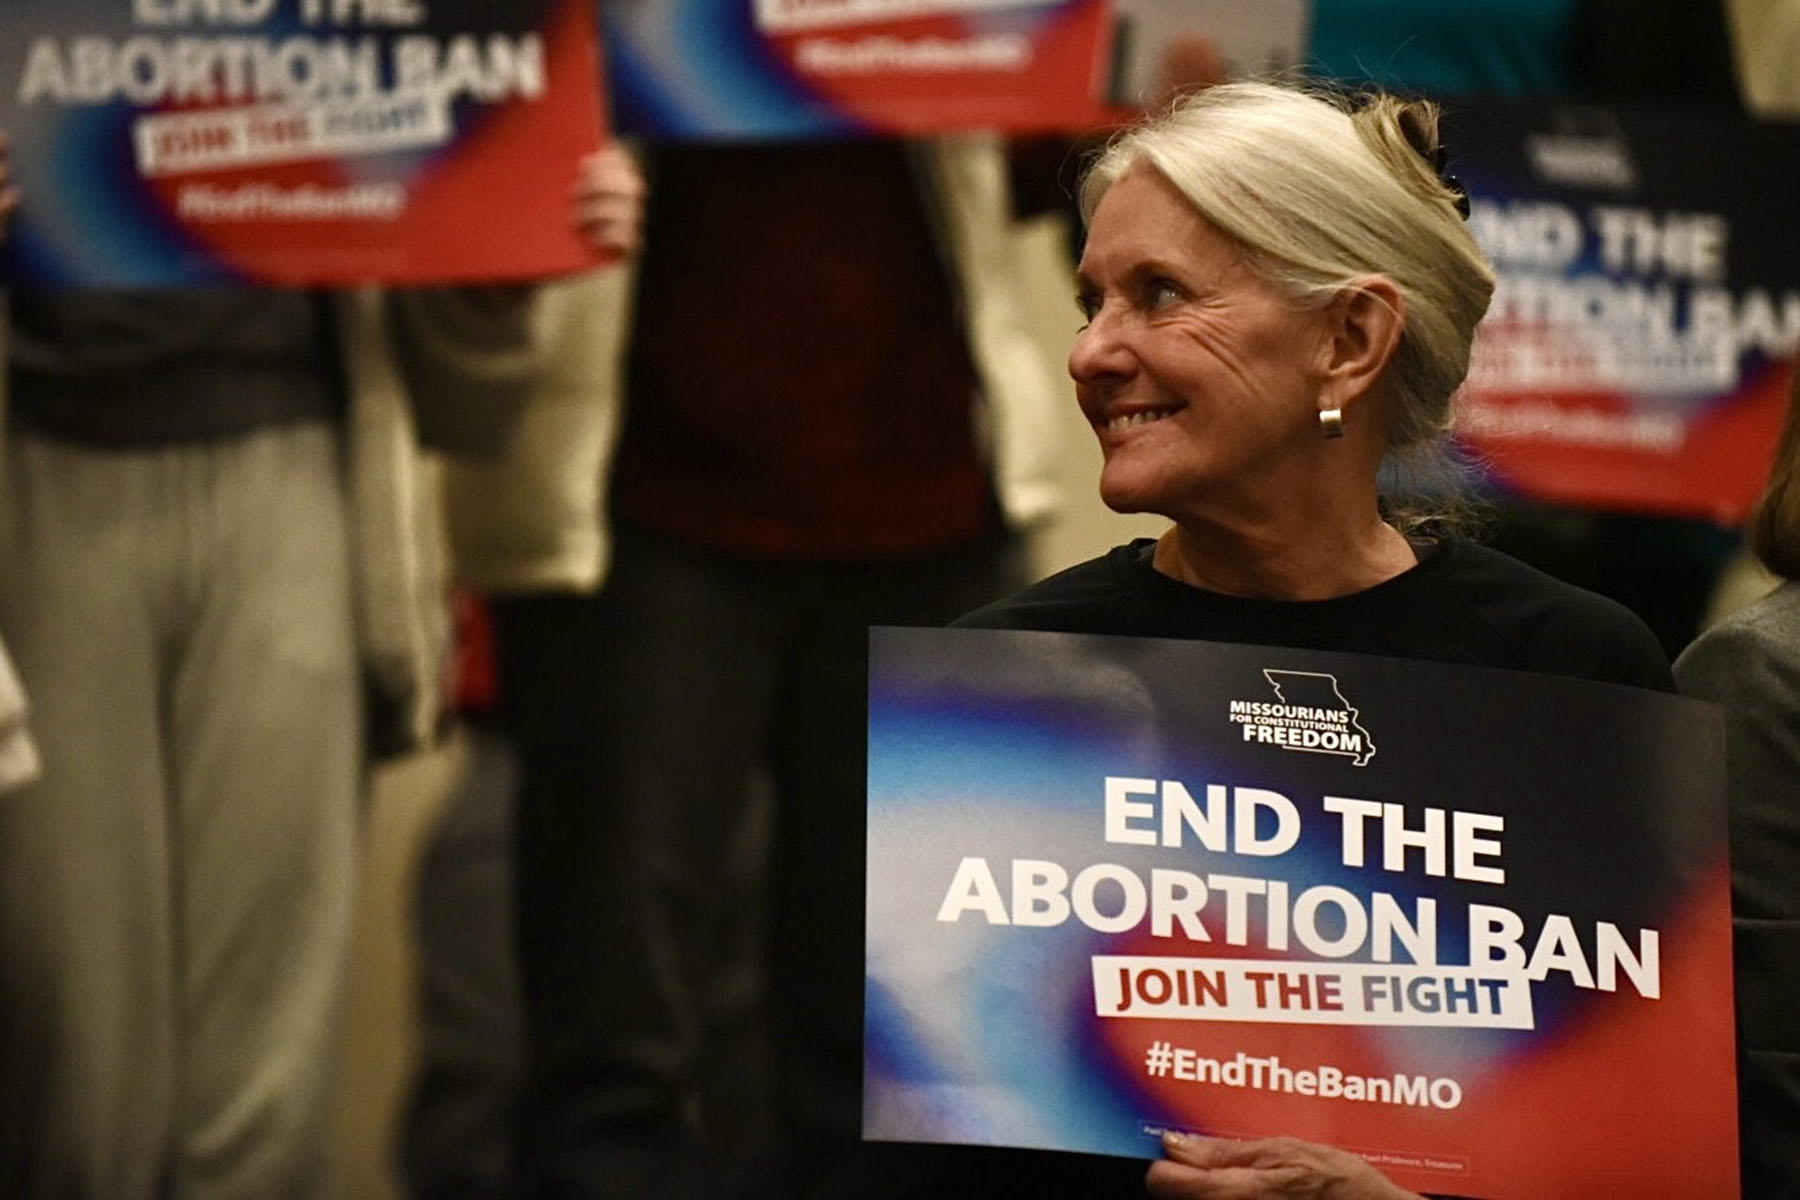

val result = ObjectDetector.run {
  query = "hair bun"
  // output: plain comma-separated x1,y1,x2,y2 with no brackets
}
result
1394,101,1442,169
1356,94,1468,220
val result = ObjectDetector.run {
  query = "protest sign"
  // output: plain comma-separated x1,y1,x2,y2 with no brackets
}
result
865,626,1737,1198
1449,102,1800,522
0,0,609,286
606,0,1113,136
604,0,1307,137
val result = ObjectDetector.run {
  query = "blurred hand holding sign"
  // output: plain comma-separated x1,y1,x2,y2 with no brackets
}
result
0,0,612,286
604,0,1311,137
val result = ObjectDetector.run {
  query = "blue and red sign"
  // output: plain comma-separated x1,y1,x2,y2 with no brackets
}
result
0,0,610,286
866,626,1737,1198
1449,102,1800,523
603,0,1311,138
604,0,1118,137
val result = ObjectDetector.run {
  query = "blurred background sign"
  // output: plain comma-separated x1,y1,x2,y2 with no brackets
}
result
1447,100,1800,522
0,0,609,287
604,0,1307,137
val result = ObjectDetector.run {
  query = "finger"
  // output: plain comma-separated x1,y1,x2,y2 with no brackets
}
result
1146,1160,1210,1199
571,147,645,200
573,186,643,241
580,226,638,256
1161,1132,1257,1169
572,193,641,223
568,197,640,232
1167,1131,1331,1173
575,214,640,255
581,142,633,170
572,163,646,200
1146,1160,1279,1200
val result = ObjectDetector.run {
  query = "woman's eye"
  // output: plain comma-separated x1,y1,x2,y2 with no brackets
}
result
1145,279,1183,310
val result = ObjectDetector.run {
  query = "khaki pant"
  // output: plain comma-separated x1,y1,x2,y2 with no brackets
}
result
0,423,361,1199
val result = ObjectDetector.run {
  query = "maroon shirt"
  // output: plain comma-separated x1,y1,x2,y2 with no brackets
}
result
613,140,997,560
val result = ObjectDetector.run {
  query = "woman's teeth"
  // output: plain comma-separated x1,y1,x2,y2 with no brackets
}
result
1107,409,1176,432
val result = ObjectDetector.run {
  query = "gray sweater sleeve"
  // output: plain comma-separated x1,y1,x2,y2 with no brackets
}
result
1674,582,1800,1195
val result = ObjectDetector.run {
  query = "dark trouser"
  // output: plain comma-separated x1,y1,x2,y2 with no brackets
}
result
403,724,526,1200
494,526,1032,1199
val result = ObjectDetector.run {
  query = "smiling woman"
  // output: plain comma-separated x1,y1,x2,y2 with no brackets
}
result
1060,82,1493,602
957,82,1679,639
1071,167,1360,561
945,80,1676,1200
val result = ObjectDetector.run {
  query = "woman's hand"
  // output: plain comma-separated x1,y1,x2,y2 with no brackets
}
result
1145,1132,1424,1200
571,142,645,258
0,131,20,245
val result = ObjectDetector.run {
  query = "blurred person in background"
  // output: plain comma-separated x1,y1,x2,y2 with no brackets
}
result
403,194,641,1195
416,37,1227,1200
491,127,1072,1199
402,593,529,1200
0,132,642,1199
1675,371,1800,1199
0,142,31,803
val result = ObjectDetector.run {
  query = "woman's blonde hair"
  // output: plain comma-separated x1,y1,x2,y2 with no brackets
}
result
1079,81,1497,521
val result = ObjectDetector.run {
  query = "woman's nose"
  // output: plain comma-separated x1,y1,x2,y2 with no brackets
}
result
1068,306,1133,386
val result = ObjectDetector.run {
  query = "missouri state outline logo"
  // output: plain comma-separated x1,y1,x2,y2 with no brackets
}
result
1227,670,1377,767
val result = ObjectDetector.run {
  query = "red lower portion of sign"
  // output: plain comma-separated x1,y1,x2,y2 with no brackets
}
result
141,0,607,286
1103,864,1739,1198
764,6,1122,134
1459,361,1791,524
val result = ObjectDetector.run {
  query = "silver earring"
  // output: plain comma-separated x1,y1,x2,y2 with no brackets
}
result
1319,408,1345,439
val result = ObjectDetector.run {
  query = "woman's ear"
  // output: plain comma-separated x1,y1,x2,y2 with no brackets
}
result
1317,276,1406,413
